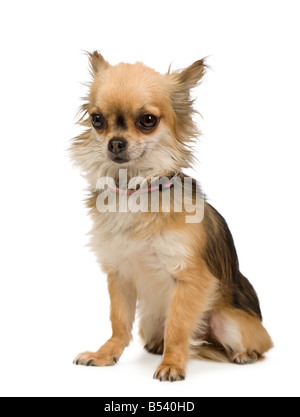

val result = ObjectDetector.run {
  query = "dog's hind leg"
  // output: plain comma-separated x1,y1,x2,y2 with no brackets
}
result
210,303,273,364
139,313,165,355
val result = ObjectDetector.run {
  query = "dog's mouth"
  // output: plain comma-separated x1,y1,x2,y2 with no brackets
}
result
111,156,131,164
109,150,146,165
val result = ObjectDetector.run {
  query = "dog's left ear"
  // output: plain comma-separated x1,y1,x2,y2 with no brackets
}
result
168,60,207,142
170,59,207,95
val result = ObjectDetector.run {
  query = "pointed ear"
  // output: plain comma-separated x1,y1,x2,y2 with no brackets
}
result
88,51,110,77
171,58,207,93
168,59,207,142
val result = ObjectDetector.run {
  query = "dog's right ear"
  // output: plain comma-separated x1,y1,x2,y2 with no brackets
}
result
88,51,110,77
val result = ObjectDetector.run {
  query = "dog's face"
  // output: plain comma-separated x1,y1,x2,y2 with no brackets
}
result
73,52,206,183
88,60,171,166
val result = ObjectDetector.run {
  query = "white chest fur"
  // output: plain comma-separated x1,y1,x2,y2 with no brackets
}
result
90,214,188,314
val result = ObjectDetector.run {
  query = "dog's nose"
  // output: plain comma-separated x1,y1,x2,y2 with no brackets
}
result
108,138,127,154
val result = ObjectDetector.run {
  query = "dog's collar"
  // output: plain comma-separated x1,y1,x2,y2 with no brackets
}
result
109,181,174,195
108,174,178,195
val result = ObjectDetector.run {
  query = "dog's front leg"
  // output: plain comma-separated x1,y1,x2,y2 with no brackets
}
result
154,267,217,381
74,273,136,367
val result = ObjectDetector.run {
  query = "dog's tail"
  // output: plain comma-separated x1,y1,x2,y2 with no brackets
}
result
189,344,229,363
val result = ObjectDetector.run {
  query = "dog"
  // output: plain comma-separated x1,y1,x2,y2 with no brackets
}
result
72,52,273,381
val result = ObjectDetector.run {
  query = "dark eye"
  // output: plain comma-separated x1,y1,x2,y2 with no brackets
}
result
91,113,106,130
138,114,158,130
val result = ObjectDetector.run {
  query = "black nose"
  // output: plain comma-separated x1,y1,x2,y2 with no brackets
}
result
108,138,127,154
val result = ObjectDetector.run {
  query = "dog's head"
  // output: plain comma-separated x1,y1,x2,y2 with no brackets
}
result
72,52,206,185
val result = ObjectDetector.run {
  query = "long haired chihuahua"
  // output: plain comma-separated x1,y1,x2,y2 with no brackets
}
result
72,52,273,381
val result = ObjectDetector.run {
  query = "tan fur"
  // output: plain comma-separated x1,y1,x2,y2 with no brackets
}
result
72,52,273,381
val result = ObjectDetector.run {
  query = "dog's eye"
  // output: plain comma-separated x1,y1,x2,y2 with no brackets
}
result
138,114,158,130
91,113,106,130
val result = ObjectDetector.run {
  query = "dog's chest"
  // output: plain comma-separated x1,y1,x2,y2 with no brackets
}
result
96,225,187,307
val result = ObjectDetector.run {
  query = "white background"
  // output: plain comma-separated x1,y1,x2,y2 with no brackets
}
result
0,0,299,397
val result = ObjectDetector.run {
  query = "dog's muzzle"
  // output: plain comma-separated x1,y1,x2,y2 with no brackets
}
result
108,138,129,163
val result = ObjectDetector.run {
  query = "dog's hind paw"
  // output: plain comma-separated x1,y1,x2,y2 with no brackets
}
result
233,351,259,365
144,340,164,355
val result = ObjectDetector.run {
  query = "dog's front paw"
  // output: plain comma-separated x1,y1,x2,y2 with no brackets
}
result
153,363,186,382
73,351,118,367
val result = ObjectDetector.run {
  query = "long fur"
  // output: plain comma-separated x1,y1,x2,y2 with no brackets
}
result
72,52,273,381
